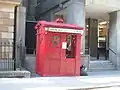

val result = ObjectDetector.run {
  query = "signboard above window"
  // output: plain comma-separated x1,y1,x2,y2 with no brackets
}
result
45,27,84,34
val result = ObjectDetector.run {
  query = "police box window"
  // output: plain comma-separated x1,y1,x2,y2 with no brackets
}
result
66,34,76,58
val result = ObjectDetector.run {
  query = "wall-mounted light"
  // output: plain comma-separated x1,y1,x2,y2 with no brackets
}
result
86,25,89,28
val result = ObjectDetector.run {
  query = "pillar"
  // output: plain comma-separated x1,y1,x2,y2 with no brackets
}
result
21,0,28,19
109,11,120,69
15,6,26,69
66,0,85,54
88,18,98,57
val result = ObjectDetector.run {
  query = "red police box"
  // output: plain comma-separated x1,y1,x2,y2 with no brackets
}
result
35,18,84,76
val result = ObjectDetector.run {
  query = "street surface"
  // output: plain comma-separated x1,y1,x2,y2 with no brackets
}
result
1,70,120,90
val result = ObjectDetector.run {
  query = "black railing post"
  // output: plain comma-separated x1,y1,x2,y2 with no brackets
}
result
13,6,18,70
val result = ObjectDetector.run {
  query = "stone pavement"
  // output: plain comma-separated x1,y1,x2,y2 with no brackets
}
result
1,70,120,90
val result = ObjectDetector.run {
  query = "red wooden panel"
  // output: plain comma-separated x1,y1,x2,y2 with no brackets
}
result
43,59,50,74
44,32,61,76
50,59,61,74
65,59,75,75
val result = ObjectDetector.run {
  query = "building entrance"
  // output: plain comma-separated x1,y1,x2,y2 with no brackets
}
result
85,19,109,60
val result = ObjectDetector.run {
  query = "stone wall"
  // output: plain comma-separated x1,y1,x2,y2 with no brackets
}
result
109,11,120,69
0,4,15,59
0,0,20,3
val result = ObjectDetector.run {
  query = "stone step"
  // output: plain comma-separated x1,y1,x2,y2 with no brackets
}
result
89,60,116,71
90,61,113,65
90,63,115,68
90,66,115,70
89,68,116,71
0,71,30,78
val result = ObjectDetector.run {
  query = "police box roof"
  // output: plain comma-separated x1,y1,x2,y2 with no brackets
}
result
35,18,84,30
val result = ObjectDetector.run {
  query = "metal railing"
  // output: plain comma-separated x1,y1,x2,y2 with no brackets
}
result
0,38,27,71
109,48,120,69
0,40,15,71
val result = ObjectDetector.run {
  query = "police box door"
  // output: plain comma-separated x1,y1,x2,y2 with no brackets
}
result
45,32,61,75
61,34,77,75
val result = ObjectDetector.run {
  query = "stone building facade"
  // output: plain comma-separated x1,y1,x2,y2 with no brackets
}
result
0,0,20,59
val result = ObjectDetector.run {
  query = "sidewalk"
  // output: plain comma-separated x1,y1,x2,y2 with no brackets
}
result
1,70,120,90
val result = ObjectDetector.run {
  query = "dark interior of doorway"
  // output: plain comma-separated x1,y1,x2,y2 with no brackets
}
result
25,22,36,54
97,44,108,60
